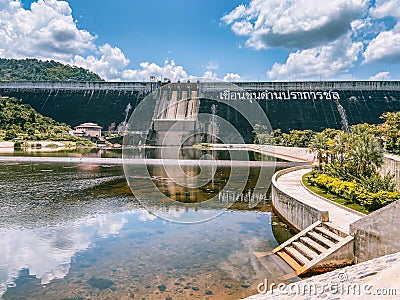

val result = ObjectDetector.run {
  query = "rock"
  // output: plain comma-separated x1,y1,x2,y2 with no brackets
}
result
88,277,114,290
157,284,167,292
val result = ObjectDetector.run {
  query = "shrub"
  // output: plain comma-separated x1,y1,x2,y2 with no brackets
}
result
308,173,399,211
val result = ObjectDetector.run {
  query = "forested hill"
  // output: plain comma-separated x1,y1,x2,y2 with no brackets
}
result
0,58,103,81
0,96,75,141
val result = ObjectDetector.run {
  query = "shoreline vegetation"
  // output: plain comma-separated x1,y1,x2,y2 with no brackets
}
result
255,111,400,213
0,96,94,146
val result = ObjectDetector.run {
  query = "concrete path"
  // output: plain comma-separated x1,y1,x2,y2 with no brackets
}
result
247,145,315,163
209,144,315,163
276,168,363,234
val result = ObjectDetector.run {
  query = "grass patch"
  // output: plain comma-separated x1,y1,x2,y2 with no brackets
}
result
302,172,370,215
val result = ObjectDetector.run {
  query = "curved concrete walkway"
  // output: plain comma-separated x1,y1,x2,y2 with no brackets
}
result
275,168,363,234
209,144,315,163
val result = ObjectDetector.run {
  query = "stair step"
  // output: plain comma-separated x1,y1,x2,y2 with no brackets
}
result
285,246,310,266
292,241,319,260
276,250,303,272
314,226,343,242
300,236,327,254
307,231,336,248
321,222,348,238
270,253,297,272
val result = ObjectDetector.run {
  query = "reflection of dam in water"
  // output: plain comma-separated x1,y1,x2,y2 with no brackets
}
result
1,81,400,141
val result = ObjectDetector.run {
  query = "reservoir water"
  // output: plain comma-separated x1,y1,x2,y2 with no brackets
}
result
0,148,299,299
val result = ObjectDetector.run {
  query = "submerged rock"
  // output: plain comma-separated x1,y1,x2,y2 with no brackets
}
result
157,284,167,292
88,277,114,290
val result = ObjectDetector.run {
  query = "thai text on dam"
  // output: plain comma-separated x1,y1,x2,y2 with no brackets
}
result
219,90,341,100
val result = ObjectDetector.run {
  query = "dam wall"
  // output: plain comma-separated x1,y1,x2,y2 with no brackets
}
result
0,81,400,136
0,81,159,130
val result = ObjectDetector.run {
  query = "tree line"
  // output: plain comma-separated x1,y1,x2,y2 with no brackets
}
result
0,58,103,82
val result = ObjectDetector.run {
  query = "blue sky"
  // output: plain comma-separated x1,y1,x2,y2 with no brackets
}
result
1,0,400,81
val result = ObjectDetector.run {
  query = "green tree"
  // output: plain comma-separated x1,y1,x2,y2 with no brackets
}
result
4,124,20,140
379,112,400,153
309,132,329,166
347,132,383,178
331,132,350,165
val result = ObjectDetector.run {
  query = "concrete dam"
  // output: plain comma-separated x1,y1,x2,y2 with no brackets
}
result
1,81,400,143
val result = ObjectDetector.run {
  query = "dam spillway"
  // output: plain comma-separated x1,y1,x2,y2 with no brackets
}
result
1,81,400,141
152,82,199,145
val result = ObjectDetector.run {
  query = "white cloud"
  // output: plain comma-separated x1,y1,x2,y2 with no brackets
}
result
223,73,241,82
221,4,247,25
362,1,400,63
370,0,400,19
267,35,363,80
138,210,157,222
0,0,192,81
0,0,96,61
222,0,368,50
231,21,253,36
204,60,219,70
202,60,219,80
369,71,391,80
121,59,190,82
203,70,218,80
363,27,400,63
0,212,128,297
74,44,130,80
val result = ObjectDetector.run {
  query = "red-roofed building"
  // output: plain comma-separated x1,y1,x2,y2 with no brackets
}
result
72,122,102,139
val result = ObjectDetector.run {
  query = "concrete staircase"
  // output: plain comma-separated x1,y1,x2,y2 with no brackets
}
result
272,221,354,276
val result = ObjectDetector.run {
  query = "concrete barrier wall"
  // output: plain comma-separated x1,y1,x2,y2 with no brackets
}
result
350,200,400,263
271,167,329,232
381,154,400,190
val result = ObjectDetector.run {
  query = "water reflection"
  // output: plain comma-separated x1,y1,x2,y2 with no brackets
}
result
124,147,277,223
0,156,298,299
1,208,297,300
0,211,130,293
